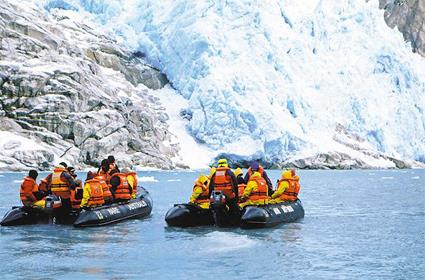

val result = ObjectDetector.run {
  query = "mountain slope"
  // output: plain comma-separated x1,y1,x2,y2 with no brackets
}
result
36,0,425,168
0,0,182,171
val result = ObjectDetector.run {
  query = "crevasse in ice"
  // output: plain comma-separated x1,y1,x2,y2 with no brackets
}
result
39,0,425,164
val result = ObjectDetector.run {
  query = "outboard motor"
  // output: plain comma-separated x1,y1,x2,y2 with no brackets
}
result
210,191,239,227
44,195,62,216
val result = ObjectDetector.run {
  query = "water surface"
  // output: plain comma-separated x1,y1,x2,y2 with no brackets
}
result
0,170,424,279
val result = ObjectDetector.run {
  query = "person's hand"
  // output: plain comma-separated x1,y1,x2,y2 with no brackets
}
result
240,196,247,202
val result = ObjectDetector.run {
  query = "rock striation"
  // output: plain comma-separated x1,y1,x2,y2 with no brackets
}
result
0,0,179,171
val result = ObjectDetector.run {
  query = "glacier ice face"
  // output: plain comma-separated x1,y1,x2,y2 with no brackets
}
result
38,0,425,166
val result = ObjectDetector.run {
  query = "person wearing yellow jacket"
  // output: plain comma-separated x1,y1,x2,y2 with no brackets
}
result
80,171,105,208
270,169,300,204
239,171,268,208
122,168,138,199
189,174,210,209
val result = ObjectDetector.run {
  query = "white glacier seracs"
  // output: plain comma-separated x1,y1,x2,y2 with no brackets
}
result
37,0,425,168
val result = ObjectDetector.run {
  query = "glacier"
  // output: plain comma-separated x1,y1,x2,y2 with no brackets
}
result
36,0,425,168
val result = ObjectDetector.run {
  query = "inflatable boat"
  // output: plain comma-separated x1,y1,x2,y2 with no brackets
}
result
165,191,304,228
165,203,214,227
1,187,152,227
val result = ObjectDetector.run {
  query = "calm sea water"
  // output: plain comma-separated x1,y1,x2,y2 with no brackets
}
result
0,169,424,280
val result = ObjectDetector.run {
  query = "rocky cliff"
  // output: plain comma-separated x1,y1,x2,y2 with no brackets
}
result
380,0,425,56
0,0,180,171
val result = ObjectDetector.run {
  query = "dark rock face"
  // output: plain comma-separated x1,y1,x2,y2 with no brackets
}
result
0,1,178,171
379,0,425,57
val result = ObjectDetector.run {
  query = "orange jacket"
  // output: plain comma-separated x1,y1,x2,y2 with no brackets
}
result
213,167,236,199
246,176,268,202
277,176,300,201
20,177,38,206
50,167,71,199
110,173,132,200
84,179,105,207
95,175,113,203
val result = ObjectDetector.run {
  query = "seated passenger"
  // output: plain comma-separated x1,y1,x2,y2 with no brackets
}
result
109,170,132,202
68,167,83,210
97,159,110,182
108,155,120,173
233,168,246,199
270,169,300,204
20,170,45,208
189,174,210,209
209,159,239,213
80,171,105,208
239,171,268,208
244,161,274,196
46,162,77,211
121,167,138,199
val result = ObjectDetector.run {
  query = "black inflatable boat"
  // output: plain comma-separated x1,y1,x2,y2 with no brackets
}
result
1,187,153,227
165,203,214,227
165,191,304,229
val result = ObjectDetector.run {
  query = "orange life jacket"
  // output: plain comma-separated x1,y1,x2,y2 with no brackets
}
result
127,171,138,197
95,175,113,203
20,177,38,207
247,177,268,202
238,183,246,198
213,167,235,199
50,167,71,199
193,181,209,204
98,170,110,184
247,166,264,178
277,176,300,201
70,180,83,209
85,179,105,207
111,173,132,200
39,178,49,193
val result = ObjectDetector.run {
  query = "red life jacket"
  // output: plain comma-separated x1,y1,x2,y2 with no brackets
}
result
50,167,71,199
20,177,38,207
247,176,268,202
95,175,113,203
213,167,235,199
247,166,264,178
277,176,300,201
111,173,132,200
192,181,209,205
84,179,105,207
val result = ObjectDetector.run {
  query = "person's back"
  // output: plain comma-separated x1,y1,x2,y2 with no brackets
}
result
244,161,274,196
209,159,238,213
80,172,105,208
239,171,268,208
233,168,246,199
20,170,45,208
189,175,210,209
270,169,300,204
109,171,132,202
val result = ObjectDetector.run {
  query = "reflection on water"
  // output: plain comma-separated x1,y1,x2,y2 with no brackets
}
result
0,169,424,279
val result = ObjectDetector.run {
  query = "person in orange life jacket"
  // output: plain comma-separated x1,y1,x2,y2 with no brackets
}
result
107,155,120,173
243,161,274,196
68,166,83,209
109,169,132,202
270,169,301,204
189,174,210,209
208,159,239,213
45,162,77,210
20,170,45,207
80,171,105,209
233,168,246,198
239,171,269,208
